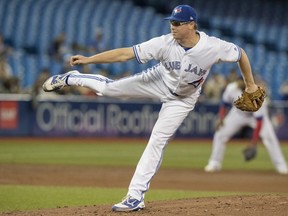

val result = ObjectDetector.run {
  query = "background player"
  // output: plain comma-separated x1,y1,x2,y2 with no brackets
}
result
43,5,264,212
205,77,288,175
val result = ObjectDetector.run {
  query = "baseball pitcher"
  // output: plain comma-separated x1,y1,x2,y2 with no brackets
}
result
42,5,266,211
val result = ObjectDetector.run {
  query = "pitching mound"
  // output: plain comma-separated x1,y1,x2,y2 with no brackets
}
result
0,164,288,216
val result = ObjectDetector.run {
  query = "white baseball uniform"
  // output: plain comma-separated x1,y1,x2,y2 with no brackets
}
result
67,31,242,200
206,82,288,174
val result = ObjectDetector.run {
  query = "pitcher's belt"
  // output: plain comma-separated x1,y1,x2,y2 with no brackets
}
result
168,88,180,97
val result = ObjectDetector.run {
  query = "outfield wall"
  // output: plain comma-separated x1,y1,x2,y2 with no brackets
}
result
0,94,288,140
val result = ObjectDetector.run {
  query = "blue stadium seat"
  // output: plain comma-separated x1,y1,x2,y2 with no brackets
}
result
22,55,39,89
0,0,11,36
7,51,25,77
37,0,60,54
2,0,288,99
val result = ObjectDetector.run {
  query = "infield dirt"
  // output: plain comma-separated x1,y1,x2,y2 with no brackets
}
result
0,164,288,216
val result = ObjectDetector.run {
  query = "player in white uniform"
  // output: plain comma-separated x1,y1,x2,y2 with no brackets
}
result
43,5,263,211
205,79,288,174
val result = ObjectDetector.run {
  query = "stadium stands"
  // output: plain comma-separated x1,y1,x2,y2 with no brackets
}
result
0,0,287,99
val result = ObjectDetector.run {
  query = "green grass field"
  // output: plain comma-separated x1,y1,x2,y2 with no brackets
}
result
0,138,287,212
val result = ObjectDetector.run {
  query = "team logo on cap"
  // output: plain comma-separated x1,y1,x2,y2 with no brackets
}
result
173,7,182,15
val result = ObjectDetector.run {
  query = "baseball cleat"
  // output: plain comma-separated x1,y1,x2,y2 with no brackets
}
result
277,167,288,175
112,195,145,212
204,164,221,172
42,70,80,92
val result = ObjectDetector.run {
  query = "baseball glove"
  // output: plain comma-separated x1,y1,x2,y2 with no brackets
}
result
243,146,257,161
234,86,266,112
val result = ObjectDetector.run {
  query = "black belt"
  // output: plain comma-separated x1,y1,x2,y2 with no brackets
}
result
168,88,180,97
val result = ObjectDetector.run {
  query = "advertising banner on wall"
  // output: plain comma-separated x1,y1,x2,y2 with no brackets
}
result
33,100,217,138
0,97,288,140
0,100,31,136
33,100,162,137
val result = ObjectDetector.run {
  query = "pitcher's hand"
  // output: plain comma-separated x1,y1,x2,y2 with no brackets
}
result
70,55,89,66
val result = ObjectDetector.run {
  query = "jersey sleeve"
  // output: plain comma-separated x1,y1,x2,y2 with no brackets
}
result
216,38,242,63
133,36,165,64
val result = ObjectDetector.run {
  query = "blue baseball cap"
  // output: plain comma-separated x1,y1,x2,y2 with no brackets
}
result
164,5,197,22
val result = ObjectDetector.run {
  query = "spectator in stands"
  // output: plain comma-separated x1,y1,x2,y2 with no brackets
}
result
279,81,288,101
202,72,227,103
71,42,87,55
0,33,12,57
31,68,52,107
48,32,71,62
88,28,108,55
31,68,51,96
0,55,12,78
226,68,240,84
0,55,20,93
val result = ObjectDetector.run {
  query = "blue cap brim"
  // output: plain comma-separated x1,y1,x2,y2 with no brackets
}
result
164,16,193,22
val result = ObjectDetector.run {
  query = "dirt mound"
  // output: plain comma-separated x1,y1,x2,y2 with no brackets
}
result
1,195,287,216
1,164,288,216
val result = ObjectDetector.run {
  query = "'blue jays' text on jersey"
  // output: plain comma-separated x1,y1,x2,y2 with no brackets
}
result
133,31,241,96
